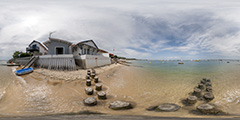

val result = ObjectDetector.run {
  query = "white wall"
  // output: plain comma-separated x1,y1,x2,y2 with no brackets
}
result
75,54,111,69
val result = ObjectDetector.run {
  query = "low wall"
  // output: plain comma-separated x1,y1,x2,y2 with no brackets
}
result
37,55,76,70
74,55,111,69
14,57,31,65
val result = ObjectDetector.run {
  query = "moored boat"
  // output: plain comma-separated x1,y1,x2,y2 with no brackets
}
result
16,68,33,76
6,62,20,66
178,62,184,64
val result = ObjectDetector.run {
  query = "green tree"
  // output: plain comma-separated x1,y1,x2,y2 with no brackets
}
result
12,51,21,58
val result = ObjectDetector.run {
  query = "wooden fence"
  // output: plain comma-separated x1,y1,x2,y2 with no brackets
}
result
36,55,76,70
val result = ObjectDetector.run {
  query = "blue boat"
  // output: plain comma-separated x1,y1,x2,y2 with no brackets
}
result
16,68,34,76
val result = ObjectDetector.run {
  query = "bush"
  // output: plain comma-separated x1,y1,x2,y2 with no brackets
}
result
12,51,32,58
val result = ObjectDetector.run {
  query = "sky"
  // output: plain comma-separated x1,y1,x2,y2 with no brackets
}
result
0,0,240,60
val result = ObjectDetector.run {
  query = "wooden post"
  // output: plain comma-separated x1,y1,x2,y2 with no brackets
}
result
97,91,107,100
86,75,90,79
86,79,91,86
198,83,204,89
85,87,93,95
91,73,96,79
95,83,102,91
87,71,91,76
186,96,197,104
94,77,99,83
193,88,201,96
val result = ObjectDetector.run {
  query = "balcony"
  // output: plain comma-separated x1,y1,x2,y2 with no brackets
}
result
26,46,39,52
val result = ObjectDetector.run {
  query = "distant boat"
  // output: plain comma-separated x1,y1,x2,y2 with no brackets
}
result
178,62,184,64
192,60,200,62
16,68,33,76
227,61,230,63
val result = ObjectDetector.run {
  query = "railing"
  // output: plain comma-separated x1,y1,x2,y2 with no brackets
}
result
26,46,39,51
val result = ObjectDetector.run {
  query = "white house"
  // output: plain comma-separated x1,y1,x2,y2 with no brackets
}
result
72,40,98,56
31,38,111,70
26,40,48,55
72,40,111,69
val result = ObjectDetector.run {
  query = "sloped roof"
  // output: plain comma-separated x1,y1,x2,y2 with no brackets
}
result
76,40,98,49
98,49,108,53
49,38,73,45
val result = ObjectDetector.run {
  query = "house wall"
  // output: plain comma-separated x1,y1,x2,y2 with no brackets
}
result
29,42,48,54
47,41,71,55
73,45,97,56
74,55,111,69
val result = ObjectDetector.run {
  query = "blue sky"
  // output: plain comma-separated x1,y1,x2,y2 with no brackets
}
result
0,0,240,60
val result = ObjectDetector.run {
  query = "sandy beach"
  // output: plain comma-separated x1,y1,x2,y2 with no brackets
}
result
0,62,239,119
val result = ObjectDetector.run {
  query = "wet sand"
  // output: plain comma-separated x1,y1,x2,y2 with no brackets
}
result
0,63,239,118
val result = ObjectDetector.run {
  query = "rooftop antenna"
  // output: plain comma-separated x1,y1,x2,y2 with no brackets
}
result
49,31,56,38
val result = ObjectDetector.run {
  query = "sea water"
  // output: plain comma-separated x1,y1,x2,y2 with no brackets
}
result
129,60,240,115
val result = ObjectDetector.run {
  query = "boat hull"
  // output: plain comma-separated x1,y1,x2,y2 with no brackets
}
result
16,68,34,76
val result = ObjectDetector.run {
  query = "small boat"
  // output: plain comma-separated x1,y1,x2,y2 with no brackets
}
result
6,62,20,66
178,62,184,64
16,68,33,76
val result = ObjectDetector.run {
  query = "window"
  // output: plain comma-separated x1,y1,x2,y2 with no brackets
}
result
87,49,90,54
83,49,86,54
56,47,64,54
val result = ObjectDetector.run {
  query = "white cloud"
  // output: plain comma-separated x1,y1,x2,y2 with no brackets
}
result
0,0,240,59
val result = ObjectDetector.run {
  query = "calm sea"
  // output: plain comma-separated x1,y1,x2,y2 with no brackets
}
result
129,60,240,115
